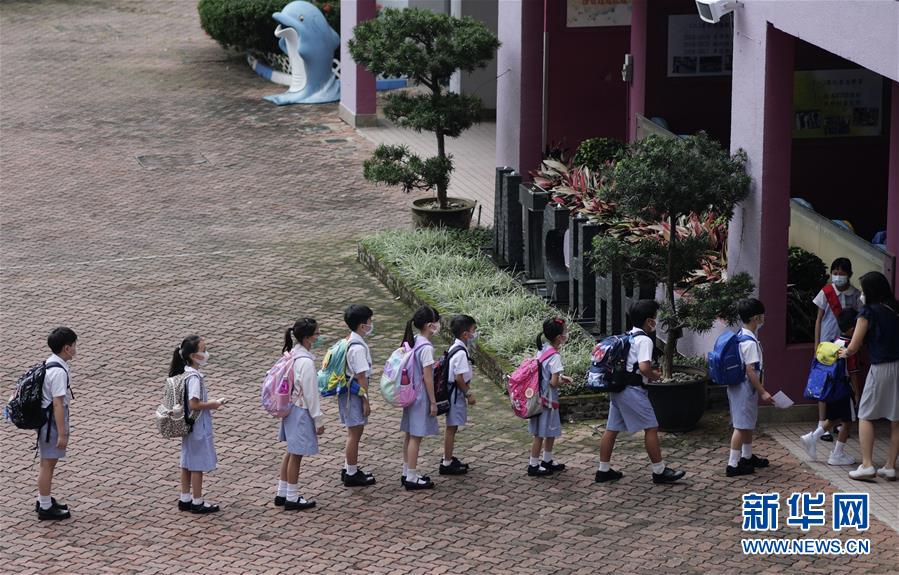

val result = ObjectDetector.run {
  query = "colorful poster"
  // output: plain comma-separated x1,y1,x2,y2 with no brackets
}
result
567,0,632,28
793,69,883,138
667,14,733,77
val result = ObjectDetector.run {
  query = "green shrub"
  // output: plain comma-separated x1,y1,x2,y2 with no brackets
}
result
572,137,626,172
198,0,340,54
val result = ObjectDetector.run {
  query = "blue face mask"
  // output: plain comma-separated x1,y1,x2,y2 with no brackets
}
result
311,336,322,349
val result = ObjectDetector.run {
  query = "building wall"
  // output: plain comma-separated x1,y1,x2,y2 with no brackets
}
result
450,0,499,112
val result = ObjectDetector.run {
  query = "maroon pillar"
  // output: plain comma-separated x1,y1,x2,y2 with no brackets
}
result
627,0,647,142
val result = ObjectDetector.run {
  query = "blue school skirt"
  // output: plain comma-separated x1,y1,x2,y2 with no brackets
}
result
279,404,319,456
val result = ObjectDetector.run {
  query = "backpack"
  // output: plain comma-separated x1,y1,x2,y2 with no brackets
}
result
5,362,68,442
586,332,649,393
155,373,196,438
380,339,431,408
317,339,364,397
432,344,470,416
708,331,755,386
804,358,851,402
507,347,558,419
261,348,313,418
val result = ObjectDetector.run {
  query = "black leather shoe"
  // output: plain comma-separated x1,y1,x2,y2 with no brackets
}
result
542,460,566,472
38,506,71,520
273,496,286,507
527,464,552,477
439,458,469,475
284,497,316,510
595,469,624,483
344,470,377,487
740,455,769,468
178,500,192,511
726,463,755,477
820,432,834,442
652,467,686,484
34,497,68,512
190,502,220,514
404,477,435,490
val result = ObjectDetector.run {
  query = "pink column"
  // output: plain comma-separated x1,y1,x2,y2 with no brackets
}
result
627,0,647,142
887,82,899,297
339,0,377,128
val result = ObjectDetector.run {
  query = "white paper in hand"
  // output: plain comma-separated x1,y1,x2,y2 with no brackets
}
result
772,391,793,409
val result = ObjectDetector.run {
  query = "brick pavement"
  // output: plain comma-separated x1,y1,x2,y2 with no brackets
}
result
1,2,898,574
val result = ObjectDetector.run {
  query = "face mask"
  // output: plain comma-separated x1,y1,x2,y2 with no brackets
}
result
431,322,441,335
365,323,374,337
860,294,866,305
195,351,209,367
468,331,479,344
311,336,322,349
832,274,848,287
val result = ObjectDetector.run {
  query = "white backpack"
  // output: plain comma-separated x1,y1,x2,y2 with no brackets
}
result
155,373,195,439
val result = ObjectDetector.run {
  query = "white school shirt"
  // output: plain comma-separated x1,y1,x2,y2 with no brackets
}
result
738,328,763,379
345,332,373,378
415,335,436,368
184,366,205,401
291,345,323,428
625,328,654,384
812,285,861,343
539,344,564,385
41,353,71,409
447,338,472,385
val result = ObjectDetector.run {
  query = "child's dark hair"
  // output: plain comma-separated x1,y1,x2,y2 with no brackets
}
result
47,326,77,354
283,318,318,353
859,271,898,311
737,298,766,324
837,309,858,334
628,300,659,330
535,317,566,349
402,305,440,347
169,335,202,377
344,304,373,331
450,314,477,339
830,257,853,276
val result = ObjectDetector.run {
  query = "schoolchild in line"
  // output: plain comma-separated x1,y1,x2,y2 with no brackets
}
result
838,271,899,481
275,318,325,510
799,309,861,465
173,335,226,514
340,305,377,487
596,301,686,485
400,305,441,490
724,298,774,478
35,327,77,521
527,318,571,477
440,314,478,476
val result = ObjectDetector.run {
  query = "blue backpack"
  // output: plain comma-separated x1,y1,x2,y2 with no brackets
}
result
804,358,851,402
586,332,648,393
708,331,754,386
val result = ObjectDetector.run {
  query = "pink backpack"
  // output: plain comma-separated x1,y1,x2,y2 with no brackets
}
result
398,340,432,408
507,347,558,419
261,349,312,418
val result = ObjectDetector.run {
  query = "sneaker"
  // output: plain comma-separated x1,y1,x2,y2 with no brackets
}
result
826,452,856,466
527,464,552,477
594,469,623,483
439,458,469,476
848,465,876,480
799,432,817,460
34,497,68,513
274,495,286,507
876,467,897,481
541,460,566,472
178,500,193,511
284,497,316,510
343,470,377,487
820,432,834,442
726,463,755,477
190,502,220,514
37,506,70,521
403,476,435,491
740,455,769,468
652,467,686,484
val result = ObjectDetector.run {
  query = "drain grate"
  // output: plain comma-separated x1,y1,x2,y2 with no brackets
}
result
297,124,332,134
136,153,209,170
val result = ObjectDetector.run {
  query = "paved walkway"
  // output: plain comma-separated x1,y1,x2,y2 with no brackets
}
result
1,2,898,574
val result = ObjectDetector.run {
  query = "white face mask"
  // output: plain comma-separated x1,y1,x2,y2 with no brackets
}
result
832,274,848,287
431,322,441,335
365,323,374,337
195,351,209,367
469,331,479,344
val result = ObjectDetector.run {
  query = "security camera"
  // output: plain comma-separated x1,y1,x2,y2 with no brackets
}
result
695,0,737,24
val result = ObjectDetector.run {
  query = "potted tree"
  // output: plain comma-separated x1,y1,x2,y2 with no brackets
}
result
348,8,500,228
593,132,755,431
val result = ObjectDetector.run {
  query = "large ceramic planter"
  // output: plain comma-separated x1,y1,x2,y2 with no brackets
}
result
411,197,476,229
645,367,709,432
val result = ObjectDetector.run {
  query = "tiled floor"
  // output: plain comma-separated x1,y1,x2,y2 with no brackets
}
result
767,421,898,533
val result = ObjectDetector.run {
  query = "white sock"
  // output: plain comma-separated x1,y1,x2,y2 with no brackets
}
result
812,423,827,439
286,483,298,503
728,449,741,467
651,461,665,475
442,458,453,467
407,468,419,482
180,492,192,503
528,456,540,467
277,480,287,497
834,441,846,456
598,461,610,472
346,464,358,476
192,498,204,506
39,495,52,510
344,460,348,471
741,444,752,459
542,451,553,463
402,463,408,476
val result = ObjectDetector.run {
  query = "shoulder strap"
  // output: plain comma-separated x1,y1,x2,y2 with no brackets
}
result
822,284,843,318
44,361,73,399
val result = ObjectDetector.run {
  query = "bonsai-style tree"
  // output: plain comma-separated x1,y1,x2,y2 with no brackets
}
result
348,8,500,210
594,132,754,379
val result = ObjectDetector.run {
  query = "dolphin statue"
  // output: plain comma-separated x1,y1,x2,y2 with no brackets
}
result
264,1,340,105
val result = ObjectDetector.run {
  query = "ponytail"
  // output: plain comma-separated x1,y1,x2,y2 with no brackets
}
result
402,305,440,347
283,317,318,353
402,319,415,348
169,335,201,377
282,327,294,354
534,333,543,349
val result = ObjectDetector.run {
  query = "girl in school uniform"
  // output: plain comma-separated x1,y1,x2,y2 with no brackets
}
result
527,318,571,477
275,318,325,510
400,305,441,490
172,335,226,514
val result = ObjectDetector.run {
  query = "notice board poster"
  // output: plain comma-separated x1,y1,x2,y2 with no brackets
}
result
667,14,733,77
567,0,632,28
793,69,883,138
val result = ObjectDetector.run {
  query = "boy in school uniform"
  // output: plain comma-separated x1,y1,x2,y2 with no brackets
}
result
440,315,478,475
596,301,686,485
340,305,377,487
36,327,77,520
726,298,775,477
